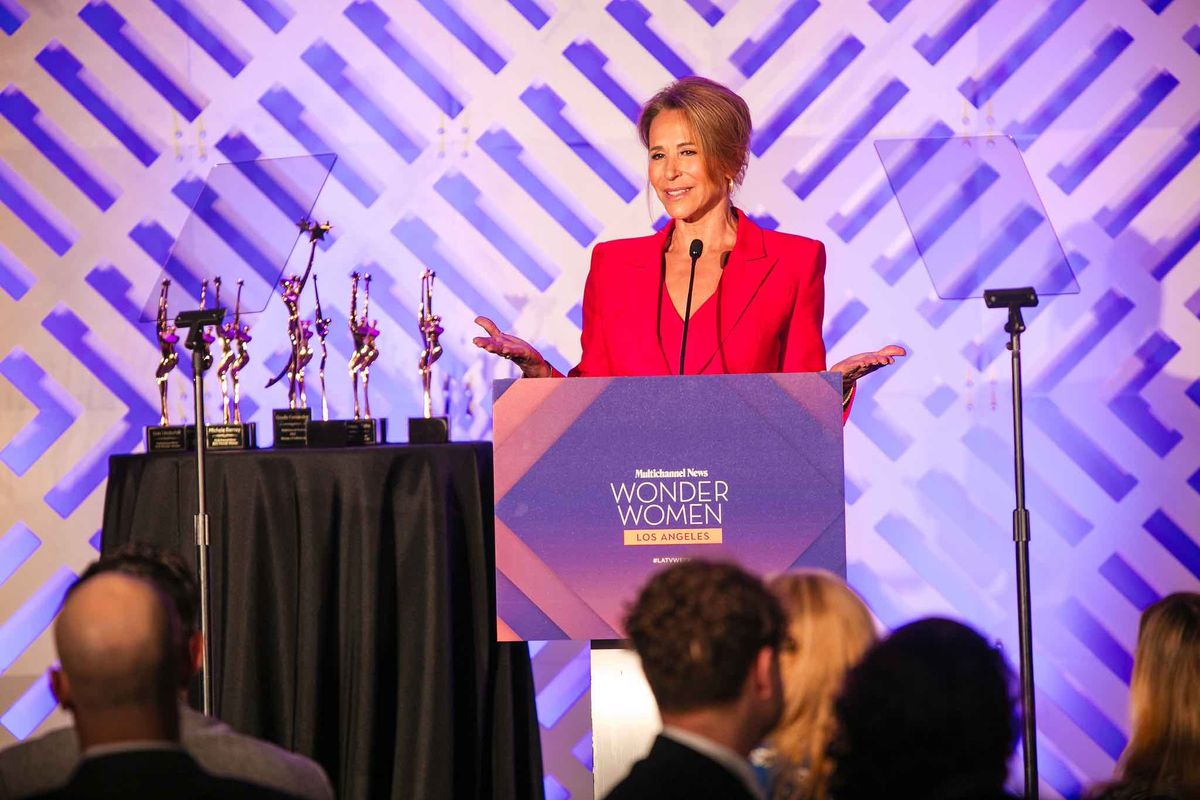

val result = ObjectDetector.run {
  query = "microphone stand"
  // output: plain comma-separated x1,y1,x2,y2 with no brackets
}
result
679,240,703,375
985,286,1039,799
176,306,225,717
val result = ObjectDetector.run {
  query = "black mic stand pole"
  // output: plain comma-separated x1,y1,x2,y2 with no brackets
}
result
679,239,703,375
985,287,1039,799
177,307,225,717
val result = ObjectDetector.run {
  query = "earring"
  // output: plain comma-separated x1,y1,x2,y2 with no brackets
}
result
727,177,734,191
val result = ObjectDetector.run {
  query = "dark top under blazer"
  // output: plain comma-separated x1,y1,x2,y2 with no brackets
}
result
603,735,758,800
565,212,826,378
23,748,302,800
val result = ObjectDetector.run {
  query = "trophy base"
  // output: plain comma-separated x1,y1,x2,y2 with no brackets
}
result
146,425,188,452
273,408,312,448
408,416,450,444
202,422,257,450
308,418,387,447
147,423,259,451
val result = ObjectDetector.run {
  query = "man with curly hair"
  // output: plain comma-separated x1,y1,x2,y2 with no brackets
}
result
605,559,786,800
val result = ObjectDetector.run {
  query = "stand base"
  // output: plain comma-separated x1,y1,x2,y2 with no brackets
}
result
309,418,387,447
408,416,450,444
147,425,188,451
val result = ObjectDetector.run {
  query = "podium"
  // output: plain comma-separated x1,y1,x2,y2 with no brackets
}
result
492,373,847,794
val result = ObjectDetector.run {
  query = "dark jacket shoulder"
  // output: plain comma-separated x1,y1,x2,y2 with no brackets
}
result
603,735,757,800
24,749,302,800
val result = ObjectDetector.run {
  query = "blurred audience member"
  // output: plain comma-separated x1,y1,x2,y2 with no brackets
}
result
0,544,331,800
604,560,787,800
828,617,1018,800
1090,592,1200,800
20,571,298,799
755,570,876,800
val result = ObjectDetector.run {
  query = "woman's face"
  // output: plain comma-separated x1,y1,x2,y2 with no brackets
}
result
647,109,726,222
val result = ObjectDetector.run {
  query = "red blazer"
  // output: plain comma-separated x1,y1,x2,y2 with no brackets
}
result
560,211,827,377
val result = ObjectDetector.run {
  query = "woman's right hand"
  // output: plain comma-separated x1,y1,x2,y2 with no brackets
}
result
472,316,553,378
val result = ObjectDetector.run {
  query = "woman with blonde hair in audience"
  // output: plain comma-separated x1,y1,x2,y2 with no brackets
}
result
753,570,876,800
1091,592,1200,800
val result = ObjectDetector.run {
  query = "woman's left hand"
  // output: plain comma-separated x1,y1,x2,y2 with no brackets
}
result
830,345,906,394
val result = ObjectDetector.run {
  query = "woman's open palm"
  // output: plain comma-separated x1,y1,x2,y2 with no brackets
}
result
472,317,552,378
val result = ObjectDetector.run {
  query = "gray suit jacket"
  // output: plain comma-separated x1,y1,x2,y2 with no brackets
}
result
0,706,333,800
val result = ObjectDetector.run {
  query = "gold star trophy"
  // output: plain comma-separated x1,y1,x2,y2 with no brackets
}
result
268,218,328,447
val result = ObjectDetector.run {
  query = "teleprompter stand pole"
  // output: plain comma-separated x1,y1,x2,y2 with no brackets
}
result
985,287,1039,799
177,307,225,717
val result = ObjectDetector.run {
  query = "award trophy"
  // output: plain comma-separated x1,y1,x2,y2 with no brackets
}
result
146,279,187,450
199,279,213,335
339,271,386,445
229,312,251,421
303,269,386,447
180,280,223,450
267,218,328,447
267,272,314,447
206,277,256,449
408,268,450,443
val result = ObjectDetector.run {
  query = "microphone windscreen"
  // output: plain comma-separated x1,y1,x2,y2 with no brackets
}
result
689,239,703,260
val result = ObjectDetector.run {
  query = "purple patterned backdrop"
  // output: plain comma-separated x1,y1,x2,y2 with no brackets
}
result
1,2,1198,798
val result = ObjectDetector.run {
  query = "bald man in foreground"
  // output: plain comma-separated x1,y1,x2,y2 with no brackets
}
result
21,573,298,800
0,544,331,799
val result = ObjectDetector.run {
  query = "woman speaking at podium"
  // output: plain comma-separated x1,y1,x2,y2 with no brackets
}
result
473,77,901,394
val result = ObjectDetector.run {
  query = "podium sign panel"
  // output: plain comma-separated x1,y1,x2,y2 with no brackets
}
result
493,373,846,641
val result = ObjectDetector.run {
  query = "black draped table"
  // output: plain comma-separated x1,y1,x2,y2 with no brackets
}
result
101,443,543,800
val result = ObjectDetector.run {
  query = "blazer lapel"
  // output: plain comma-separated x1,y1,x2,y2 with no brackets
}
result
696,212,777,373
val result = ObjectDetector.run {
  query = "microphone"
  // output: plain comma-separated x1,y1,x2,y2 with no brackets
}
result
679,239,703,376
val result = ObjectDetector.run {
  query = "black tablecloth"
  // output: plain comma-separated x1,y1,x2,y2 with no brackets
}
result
102,443,542,800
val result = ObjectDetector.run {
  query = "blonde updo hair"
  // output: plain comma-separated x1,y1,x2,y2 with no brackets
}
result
637,77,752,195
767,570,877,800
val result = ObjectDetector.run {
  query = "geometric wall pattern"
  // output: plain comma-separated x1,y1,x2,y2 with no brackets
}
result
1,1,1198,798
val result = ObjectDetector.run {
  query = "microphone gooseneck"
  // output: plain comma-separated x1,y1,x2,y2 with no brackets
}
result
679,239,703,376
